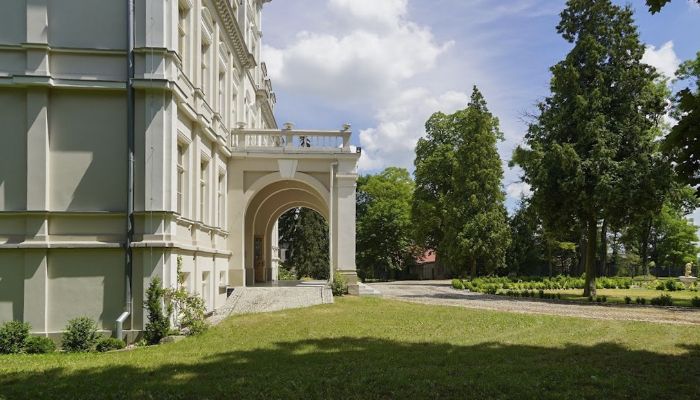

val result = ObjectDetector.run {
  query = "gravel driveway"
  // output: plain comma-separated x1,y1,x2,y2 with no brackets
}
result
369,280,700,325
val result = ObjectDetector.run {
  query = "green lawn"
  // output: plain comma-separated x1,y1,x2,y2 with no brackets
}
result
547,288,699,306
1,297,699,399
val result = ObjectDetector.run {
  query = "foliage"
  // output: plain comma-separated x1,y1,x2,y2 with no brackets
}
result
331,273,348,296
513,0,669,296
0,321,31,354
24,336,56,354
279,208,329,279
691,297,700,307
451,279,465,290
357,167,418,281
166,259,208,336
663,52,700,195
62,317,99,353
144,276,172,345
277,264,296,280
650,294,674,306
413,87,510,278
96,337,126,353
646,0,700,14
654,203,699,275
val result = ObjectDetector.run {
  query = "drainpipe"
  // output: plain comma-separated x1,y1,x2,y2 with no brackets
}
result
117,0,135,340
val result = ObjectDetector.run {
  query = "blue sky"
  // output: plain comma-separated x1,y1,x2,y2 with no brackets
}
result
261,0,700,220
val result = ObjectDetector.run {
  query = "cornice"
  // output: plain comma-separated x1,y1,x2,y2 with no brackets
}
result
212,0,256,70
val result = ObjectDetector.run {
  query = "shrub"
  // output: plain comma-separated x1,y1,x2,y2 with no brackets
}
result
96,337,126,352
144,277,171,345
588,296,594,302
664,280,679,292
25,336,56,354
451,279,464,290
331,273,349,296
624,296,632,304
0,321,31,354
596,296,603,303
636,297,646,305
166,258,209,337
62,317,99,352
600,296,607,303
691,297,700,308
650,294,673,306
538,290,545,299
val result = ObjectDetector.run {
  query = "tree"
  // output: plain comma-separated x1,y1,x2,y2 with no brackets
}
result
414,87,510,278
506,200,544,276
513,0,668,296
655,204,699,276
663,53,700,196
278,208,329,279
356,167,417,281
646,0,700,14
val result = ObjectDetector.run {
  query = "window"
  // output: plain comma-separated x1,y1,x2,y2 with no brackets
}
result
177,144,187,215
200,159,208,223
218,71,225,116
201,42,210,101
178,7,189,71
217,172,225,227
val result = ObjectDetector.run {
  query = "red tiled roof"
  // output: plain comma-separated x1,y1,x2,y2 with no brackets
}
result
416,249,436,264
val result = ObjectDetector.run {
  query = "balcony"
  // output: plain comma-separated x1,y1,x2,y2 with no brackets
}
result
230,125,357,154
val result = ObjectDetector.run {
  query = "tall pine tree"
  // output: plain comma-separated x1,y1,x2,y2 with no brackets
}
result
513,0,668,296
414,87,510,277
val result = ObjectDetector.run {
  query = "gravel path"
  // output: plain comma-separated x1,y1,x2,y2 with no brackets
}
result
369,280,700,325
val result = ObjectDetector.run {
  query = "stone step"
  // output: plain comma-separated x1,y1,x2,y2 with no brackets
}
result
358,282,381,296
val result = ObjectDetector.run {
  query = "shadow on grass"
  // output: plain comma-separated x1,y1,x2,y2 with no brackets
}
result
1,339,698,399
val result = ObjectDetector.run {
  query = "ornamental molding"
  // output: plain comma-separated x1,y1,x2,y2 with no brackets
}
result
212,0,256,70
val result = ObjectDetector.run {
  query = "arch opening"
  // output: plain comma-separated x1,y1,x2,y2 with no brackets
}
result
243,178,331,285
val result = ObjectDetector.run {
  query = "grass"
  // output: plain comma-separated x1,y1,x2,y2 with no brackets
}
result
546,288,699,306
1,297,699,399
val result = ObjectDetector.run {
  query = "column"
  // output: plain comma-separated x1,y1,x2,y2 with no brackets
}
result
334,163,359,293
227,164,246,286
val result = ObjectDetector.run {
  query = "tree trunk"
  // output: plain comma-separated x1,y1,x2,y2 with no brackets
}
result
611,231,618,276
640,219,651,277
547,244,553,278
583,216,598,297
470,258,477,280
599,219,608,277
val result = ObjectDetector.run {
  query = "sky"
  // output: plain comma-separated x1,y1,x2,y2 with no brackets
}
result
260,0,700,221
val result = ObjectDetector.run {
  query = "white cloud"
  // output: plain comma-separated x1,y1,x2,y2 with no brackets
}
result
262,23,452,106
358,89,469,170
506,182,532,200
328,0,407,28
642,41,681,78
262,0,462,171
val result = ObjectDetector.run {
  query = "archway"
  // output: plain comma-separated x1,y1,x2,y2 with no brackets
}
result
244,177,330,285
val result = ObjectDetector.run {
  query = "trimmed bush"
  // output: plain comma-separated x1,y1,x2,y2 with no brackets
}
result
636,297,646,305
0,321,31,354
650,294,673,306
624,296,632,304
451,279,464,290
62,317,99,353
691,297,700,308
25,336,56,354
96,337,126,352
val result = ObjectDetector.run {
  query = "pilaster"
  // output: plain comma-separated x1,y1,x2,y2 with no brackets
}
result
23,250,48,333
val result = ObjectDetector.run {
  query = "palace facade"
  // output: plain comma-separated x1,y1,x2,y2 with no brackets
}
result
0,0,359,340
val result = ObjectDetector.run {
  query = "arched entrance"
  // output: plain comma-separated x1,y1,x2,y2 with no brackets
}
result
225,156,360,293
244,178,329,285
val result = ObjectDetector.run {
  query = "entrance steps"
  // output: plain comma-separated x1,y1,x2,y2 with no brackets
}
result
357,282,381,296
209,283,333,325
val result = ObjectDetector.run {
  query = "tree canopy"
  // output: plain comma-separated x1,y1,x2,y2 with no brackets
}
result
513,0,668,295
278,208,329,279
356,167,417,280
413,86,510,277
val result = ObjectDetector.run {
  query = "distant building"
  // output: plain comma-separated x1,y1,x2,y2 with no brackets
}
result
409,250,448,280
0,0,359,340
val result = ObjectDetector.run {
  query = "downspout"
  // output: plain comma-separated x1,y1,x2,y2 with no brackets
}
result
118,0,135,340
